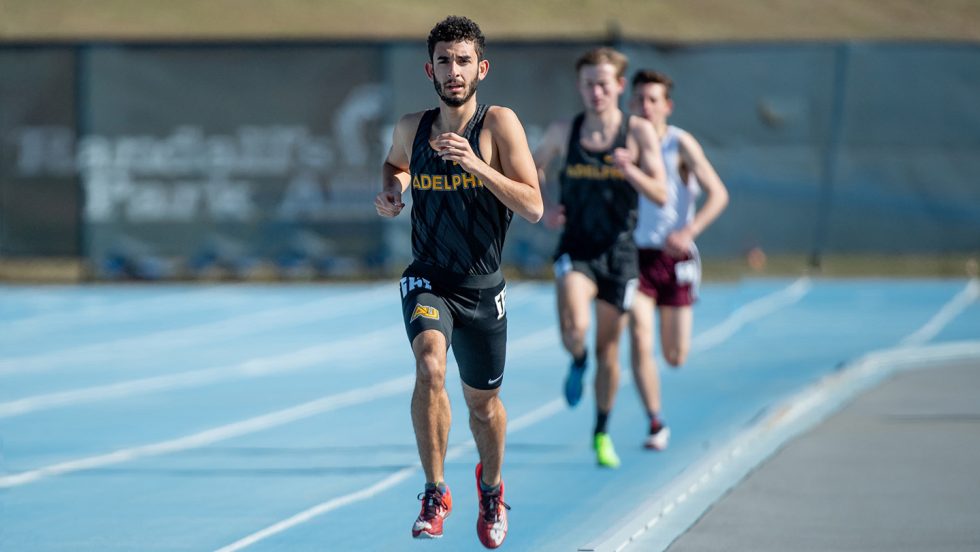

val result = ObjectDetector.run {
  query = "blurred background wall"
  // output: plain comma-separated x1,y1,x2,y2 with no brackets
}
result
1,1,978,280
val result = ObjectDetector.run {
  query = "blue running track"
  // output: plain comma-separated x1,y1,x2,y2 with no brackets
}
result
0,278,977,551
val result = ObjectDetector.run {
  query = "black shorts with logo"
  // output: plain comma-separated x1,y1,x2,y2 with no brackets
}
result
553,240,639,312
399,261,508,390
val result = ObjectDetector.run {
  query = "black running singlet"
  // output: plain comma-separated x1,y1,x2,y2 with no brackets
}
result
408,105,513,277
556,112,638,260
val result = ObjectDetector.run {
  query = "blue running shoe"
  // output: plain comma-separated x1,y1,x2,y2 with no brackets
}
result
563,356,587,407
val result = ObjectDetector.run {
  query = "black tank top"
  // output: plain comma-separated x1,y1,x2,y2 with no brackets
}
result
557,112,638,259
408,104,513,282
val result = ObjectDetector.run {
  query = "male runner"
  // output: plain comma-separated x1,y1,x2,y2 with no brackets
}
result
534,47,667,468
374,15,542,548
627,69,729,450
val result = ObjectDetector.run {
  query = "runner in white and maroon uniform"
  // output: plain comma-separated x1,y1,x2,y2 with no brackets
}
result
628,70,730,451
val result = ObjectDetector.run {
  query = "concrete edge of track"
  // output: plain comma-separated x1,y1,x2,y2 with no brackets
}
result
578,339,980,552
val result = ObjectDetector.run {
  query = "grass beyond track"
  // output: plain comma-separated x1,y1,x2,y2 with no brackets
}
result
2,0,979,42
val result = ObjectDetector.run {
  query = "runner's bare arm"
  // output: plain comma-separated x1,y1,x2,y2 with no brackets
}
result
678,130,729,238
434,107,543,223
532,121,570,227
376,113,419,218
614,117,668,205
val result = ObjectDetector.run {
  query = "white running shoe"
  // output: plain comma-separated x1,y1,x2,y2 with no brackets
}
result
644,425,671,451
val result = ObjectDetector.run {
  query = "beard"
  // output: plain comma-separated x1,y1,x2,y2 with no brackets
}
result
433,78,479,108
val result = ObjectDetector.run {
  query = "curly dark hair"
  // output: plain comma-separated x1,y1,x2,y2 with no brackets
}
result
427,16,486,60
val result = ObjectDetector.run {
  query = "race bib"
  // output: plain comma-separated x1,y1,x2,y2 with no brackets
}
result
553,253,573,279
675,260,698,284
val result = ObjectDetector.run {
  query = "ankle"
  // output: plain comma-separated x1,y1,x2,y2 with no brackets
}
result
594,410,610,435
425,481,448,493
648,412,664,432
479,478,501,494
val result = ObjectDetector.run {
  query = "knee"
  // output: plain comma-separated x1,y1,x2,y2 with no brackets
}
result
415,349,447,388
595,341,620,366
629,327,652,354
663,348,687,368
468,396,501,424
628,322,644,341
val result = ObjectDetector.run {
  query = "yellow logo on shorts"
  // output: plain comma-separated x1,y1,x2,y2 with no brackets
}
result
411,304,440,322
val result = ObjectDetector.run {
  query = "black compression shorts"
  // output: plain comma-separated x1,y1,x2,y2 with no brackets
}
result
399,264,508,390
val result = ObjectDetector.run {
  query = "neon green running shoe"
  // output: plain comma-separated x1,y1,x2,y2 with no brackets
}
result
593,432,621,468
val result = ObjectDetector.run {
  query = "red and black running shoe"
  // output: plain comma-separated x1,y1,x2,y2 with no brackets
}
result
475,463,511,549
412,484,452,539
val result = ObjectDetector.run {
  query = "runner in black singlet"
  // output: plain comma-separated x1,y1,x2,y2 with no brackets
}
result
374,15,542,549
400,103,511,391
554,111,640,310
533,47,667,469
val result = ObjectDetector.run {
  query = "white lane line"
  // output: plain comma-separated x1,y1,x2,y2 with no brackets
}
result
0,326,401,419
0,287,238,333
692,277,811,352
0,375,415,489
214,279,808,551
617,277,811,388
215,398,568,552
214,465,419,552
581,279,980,552
0,283,536,418
0,323,557,490
901,278,979,346
0,285,393,377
